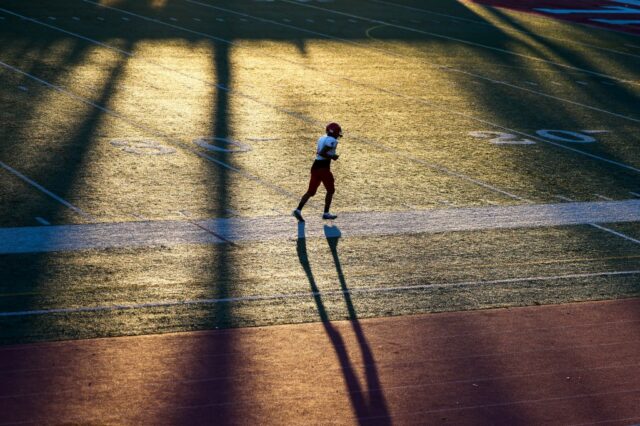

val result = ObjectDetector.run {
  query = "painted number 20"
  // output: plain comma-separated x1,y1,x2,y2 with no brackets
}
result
470,129,606,145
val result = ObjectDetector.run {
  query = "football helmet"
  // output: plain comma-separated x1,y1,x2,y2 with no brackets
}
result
326,122,343,138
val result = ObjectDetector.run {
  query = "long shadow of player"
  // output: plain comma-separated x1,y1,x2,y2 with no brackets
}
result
296,222,391,425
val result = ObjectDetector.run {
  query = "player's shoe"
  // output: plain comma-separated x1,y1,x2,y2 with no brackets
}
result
322,212,337,220
292,209,305,222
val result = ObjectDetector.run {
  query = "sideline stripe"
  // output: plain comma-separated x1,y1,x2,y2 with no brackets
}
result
0,161,93,220
0,270,638,317
1,200,640,254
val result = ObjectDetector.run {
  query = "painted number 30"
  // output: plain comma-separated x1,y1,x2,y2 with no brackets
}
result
470,129,607,145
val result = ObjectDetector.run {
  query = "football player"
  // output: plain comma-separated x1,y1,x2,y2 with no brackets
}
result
293,122,343,222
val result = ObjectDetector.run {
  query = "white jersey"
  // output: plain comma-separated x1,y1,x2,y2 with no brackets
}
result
315,135,338,161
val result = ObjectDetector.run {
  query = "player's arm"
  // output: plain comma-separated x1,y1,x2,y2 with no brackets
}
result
318,144,339,160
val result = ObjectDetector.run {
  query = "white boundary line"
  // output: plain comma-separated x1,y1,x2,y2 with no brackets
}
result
279,0,639,85
0,160,93,220
371,0,640,60
1,269,638,317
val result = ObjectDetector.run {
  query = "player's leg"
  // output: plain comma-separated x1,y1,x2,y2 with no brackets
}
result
293,171,321,221
322,171,337,219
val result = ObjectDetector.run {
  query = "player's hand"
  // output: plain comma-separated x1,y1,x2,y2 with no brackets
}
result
332,154,340,160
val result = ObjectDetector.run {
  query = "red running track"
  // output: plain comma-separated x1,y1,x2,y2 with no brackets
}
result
1,298,640,425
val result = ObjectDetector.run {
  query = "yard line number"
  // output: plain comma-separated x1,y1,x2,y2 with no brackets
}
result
470,129,608,145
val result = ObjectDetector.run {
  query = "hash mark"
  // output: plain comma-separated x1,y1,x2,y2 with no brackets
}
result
35,217,50,226
554,195,573,202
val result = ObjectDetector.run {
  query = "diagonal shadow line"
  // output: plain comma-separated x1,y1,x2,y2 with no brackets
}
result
296,222,391,424
324,224,391,421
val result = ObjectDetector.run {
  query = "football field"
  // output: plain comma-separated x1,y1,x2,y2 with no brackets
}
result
1,0,640,347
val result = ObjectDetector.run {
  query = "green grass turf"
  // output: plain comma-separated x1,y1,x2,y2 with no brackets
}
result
0,0,639,343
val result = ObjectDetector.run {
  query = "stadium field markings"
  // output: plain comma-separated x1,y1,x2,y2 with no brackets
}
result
34,217,50,226
0,160,93,220
596,194,614,201
181,0,640,125
1,199,639,254
53,3,640,176
589,223,640,245
0,269,638,318
0,7,528,204
630,192,640,197
553,194,640,244
152,3,640,161
371,0,640,60
360,25,640,125
1,8,636,216
1,11,637,246
1,12,636,237
279,0,639,85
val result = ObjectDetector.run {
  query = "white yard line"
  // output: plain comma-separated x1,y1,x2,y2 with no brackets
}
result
595,194,614,201
589,223,640,245
35,217,50,226
0,269,638,318
558,195,640,245
1,200,640,254
0,160,93,220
